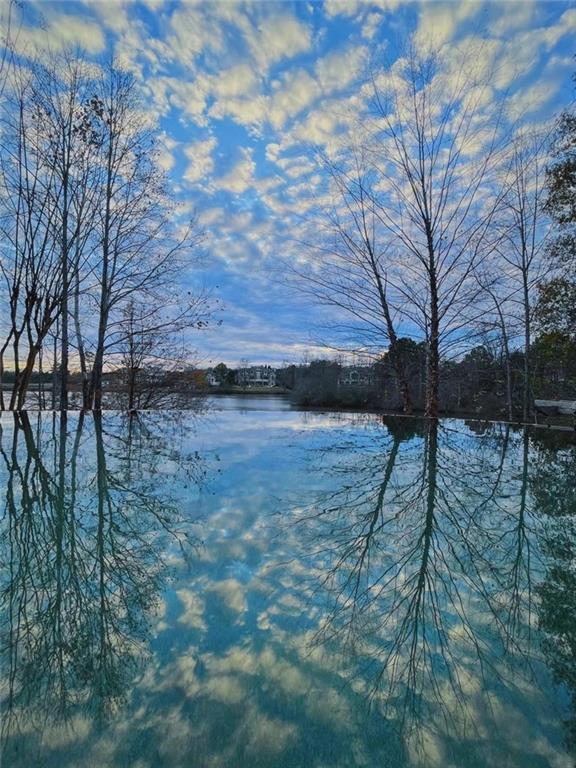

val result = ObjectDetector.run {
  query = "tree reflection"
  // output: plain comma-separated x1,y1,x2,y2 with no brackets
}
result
0,410,205,757
531,430,576,753
295,416,565,762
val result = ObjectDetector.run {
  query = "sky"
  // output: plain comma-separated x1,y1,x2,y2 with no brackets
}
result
4,0,576,367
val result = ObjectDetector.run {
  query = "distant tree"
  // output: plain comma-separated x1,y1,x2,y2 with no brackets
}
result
276,364,296,390
531,332,576,398
213,362,229,384
293,359,342,406
536,278,576,340
532,277,576,398
114,294,212,410
475,274,517,420
544,64,576,271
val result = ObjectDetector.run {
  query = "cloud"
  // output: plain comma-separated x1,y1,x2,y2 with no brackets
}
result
414,1,483,53
169,6,219,60
324,0,402,20
268,68,321,129
315,44,368,94
285,91,364,153
209,94,268,132
207,578,247,615
183,137,217,184
176,588,207,631
362,12,385,40
265,143,281,163
323,0,363,18
167,78,210,124
490,7,576,90
157,133,179,172
212,63,260,99
199,206,226,228
85,0,131,34
12,10,106,56
489,0,537,38
506,77,564,121
246,12,313,72
213,148,256,194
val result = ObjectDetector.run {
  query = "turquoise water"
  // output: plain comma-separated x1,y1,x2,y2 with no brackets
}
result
1,400,575,767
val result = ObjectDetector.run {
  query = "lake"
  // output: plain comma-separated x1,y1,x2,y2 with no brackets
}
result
1,397,575,767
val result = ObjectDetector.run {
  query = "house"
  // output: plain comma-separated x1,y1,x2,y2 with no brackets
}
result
236,365,277,387
338,366,376,387
205,368,221,386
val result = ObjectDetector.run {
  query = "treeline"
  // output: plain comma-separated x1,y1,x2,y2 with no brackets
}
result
286,326,576,417
0,51,212,410
293,47,576,419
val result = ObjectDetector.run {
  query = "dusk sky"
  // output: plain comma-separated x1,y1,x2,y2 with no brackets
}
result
6,0,576,367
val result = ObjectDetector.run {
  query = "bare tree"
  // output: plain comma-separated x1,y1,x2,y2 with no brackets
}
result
291,147,414,412
111,293,213,410
367,47,507,417
495,132,551,420
475,272,521,421
0,66,64,409
292,417,544,759
30,55,99,409
81,64,202,410
0,0,18,99
0,409,206,743
0,54,210,411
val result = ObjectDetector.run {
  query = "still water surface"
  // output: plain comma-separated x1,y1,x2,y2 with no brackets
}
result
1,398,575,767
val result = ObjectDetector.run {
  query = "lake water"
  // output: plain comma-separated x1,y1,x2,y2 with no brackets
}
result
1,397,575,767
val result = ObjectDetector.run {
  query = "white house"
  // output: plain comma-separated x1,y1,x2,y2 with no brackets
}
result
205,368,221,386
338,366,375,387
236,366,277,387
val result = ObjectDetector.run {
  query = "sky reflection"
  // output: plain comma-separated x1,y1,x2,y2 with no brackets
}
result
1,404,575,767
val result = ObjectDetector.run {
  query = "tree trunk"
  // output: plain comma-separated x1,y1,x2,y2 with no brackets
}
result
15,343,40,409
388,339,413,414
366,240,412,413
492,294,513,422
90,301,109,411
60,173,70,411
73,270,90,409
52,321,58,411
398,370,413,414
0,339,10,410
90,114,114,413
522,270,531,422
425,244,440,419
127,366,136,411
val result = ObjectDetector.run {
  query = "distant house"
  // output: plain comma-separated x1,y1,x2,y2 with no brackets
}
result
205,368,221,386
236,365,277,387
338,366,375,387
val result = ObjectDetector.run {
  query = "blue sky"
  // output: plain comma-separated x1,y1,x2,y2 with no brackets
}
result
5,0,576,366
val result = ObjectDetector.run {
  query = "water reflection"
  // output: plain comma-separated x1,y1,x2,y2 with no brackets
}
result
294,417,576,764
531,432,576,753
0,407,575,767
0,411,206,762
